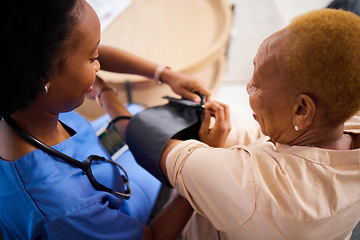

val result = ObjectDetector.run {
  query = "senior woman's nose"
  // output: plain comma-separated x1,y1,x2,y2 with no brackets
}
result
246,80,254,95
246,82,251,94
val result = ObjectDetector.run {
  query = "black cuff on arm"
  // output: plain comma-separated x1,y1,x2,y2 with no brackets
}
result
125,102,204,187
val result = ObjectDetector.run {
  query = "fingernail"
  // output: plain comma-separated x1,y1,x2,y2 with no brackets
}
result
194,98,200,103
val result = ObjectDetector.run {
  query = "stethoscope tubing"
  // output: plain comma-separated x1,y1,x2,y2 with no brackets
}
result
1,115,131,199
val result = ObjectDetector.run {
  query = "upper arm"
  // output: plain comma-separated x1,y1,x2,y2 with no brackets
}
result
159,139,183,183
165,142,256,230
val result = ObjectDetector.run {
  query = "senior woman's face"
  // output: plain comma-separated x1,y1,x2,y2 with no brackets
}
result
247,29,297,143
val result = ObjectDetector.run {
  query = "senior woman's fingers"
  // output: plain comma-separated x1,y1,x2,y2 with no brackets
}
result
199,108,212,138
217,101,231,129
199,101,231,147
211,101,231,134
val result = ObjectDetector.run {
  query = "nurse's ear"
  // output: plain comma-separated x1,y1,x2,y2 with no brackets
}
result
43,82,51,94
292,94,316,131
40,77,52,95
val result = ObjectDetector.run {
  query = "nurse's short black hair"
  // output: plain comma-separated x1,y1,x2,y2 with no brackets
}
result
0,0,81,116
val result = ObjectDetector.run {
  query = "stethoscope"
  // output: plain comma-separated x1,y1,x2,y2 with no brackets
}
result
1,115,131,199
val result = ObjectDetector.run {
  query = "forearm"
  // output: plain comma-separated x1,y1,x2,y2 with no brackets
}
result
98,45,210,102
144,194,193,240
98,45,158,79
98,90,131,137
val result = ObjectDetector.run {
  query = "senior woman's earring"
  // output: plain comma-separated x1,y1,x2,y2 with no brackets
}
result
294,125,299,131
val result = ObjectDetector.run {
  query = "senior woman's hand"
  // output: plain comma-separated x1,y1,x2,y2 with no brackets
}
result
199,101,231,147
160,68,211,103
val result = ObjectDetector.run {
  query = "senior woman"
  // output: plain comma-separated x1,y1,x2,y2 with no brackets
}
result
128,8,360,240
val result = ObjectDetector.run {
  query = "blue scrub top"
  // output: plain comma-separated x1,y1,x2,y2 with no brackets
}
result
0,111,161,240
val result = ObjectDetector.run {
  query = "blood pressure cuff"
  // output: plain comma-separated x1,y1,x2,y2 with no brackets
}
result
125,99,204,187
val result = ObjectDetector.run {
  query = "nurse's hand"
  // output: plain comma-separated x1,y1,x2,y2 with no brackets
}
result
160,69,211,103
199,101,231,147
86,75,109,100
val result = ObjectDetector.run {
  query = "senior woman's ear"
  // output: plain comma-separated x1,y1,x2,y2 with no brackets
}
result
292,94,316,131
